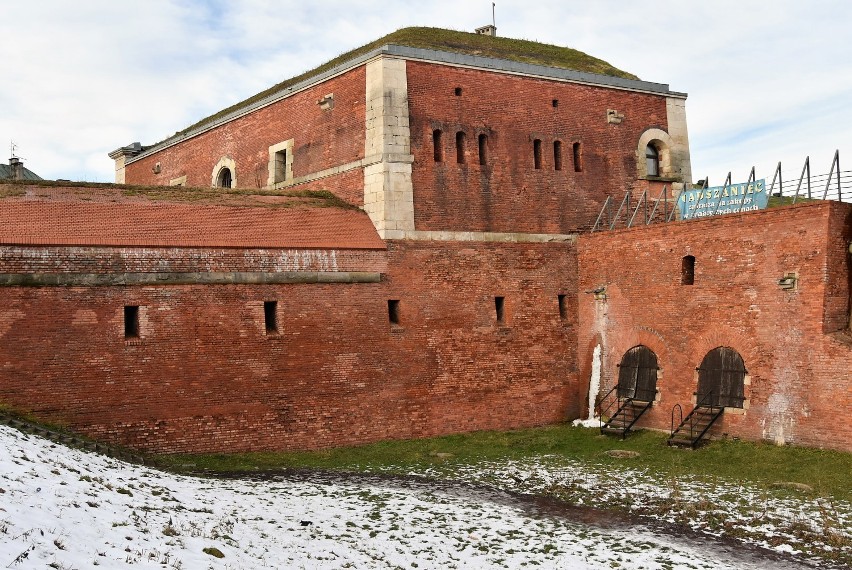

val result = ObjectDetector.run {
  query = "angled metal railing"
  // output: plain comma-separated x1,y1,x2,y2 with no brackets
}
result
591,150,848,233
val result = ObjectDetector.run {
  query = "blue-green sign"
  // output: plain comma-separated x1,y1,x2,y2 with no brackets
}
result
677,179,768,220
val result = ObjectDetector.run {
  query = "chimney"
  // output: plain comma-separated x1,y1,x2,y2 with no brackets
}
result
9,157,24,180
475,24,497,37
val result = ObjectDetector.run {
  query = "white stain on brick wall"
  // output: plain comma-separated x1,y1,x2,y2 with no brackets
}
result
763,387,795,445
249,249,340,272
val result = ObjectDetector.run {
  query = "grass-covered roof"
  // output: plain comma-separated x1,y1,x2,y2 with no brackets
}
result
172,27,637,139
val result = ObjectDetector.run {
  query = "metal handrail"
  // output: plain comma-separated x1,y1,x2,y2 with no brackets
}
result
736,167,757,214
590,151,847,234
608,192,631,230
591,196,612,232
768,162,783,197
792,156,811,203
670,404,683,438
687,390,722,441
598,385,621,428
711,172,733,216
821,150,841,201
627,189,648,228
648,185,668,224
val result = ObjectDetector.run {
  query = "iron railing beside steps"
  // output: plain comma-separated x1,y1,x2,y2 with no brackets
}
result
598,385,655,439
667,391,725,449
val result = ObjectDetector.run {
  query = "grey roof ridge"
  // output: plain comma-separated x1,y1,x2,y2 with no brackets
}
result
126,44,685,164
0,164,42,181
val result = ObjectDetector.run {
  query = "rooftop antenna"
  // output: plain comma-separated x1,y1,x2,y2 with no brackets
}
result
476,3,498,36
10,141,18,159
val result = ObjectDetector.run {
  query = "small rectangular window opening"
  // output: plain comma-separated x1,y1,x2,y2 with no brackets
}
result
264,301,278,333
274,150,287,184
388,300,400,325
558,294,567,320
552,99,559,108
573,142,583,172
454,87,462,96
495,296,505,324
681,256,695,285
433,130,443,162
533,139,542,169
478,134,488,165
124,305,139,338
554,141,563,171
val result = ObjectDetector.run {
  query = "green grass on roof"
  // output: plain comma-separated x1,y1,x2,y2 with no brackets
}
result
171,27,637,140
0,180,360,210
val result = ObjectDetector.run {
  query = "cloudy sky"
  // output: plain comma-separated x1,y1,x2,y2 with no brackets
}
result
2,0,850,186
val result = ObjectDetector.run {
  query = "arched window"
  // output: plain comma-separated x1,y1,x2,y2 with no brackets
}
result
533,139,542,169
217,167,233,188
456,131,466,164
573,142,583,172
553,141,563,171
433,130,443,162
697,347,746,408
617,345,659,401
646,144,660,177
478,134,488,165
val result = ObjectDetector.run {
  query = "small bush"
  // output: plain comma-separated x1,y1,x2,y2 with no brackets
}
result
203,547,224,558
162,525,179,537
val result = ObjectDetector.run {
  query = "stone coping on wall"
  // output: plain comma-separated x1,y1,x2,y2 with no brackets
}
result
383,230,577,243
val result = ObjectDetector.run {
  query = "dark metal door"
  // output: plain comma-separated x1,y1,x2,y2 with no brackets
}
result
697,347,746,408
618,346,658,401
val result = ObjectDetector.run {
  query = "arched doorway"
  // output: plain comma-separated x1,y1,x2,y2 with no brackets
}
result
617,345,658,402
697,347,746,408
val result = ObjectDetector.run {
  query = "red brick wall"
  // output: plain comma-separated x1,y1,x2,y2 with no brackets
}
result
406,61,669,234
124,67,367,199
0,240,578,452
123,59,676,230
0,246,384,274
577,202,852,451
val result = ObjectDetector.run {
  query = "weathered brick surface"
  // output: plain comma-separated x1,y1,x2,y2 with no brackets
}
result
0,246,386,274
0,240,577,453
577,202,852,451
406,61,669,234
124,67,367,195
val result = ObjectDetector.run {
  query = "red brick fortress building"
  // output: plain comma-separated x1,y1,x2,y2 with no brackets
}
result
0,28,848,453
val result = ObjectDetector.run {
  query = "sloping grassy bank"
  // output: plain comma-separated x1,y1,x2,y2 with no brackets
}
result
155,425,852,502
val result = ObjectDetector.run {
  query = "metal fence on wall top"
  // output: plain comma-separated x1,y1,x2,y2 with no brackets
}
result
592,150,848,232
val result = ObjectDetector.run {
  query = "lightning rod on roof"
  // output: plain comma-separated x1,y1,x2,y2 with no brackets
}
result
493,2,496,28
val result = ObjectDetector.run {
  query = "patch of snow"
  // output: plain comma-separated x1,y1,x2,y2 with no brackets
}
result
1,426,847,569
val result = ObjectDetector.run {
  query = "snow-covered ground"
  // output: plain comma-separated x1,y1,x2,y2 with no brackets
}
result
0,424,847,569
